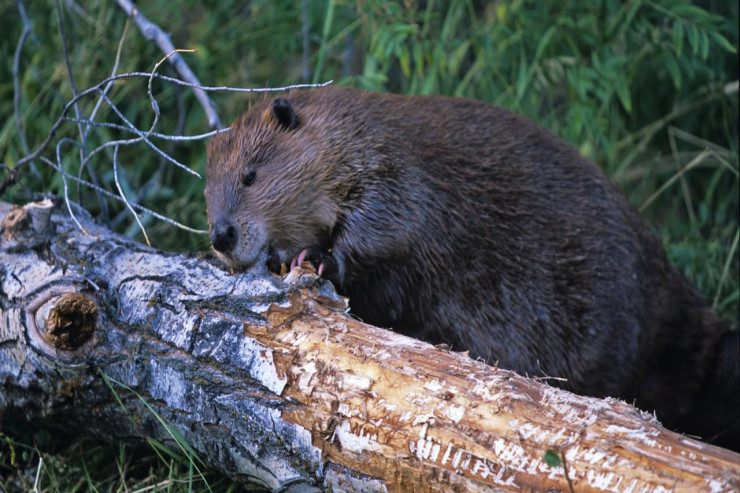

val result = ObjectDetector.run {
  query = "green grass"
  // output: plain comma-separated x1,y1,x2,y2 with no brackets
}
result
0,0,737,490
0,431,242,492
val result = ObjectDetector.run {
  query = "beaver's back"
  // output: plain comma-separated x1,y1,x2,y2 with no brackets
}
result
292,89,644,381
295,88,733,440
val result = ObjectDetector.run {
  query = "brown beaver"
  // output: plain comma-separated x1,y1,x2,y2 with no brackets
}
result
205,87,739,449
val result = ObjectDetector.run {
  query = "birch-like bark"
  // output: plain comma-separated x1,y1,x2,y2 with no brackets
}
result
1,200,738,492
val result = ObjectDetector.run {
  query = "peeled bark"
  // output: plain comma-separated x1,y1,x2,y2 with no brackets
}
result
1,199,738,492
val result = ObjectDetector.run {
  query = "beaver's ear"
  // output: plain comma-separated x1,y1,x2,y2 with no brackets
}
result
271,99,298,131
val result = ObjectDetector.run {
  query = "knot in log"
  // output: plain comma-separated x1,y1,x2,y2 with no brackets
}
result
45,293,97,350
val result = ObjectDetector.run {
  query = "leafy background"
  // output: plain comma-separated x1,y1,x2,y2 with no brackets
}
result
0,0,737,490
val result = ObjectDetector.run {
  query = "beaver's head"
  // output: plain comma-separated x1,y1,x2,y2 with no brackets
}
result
205,96,343,272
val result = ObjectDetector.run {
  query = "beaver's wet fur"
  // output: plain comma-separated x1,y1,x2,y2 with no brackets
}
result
205,87,738,449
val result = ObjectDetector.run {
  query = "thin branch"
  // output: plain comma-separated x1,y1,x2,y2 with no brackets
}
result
5,44,331,236
38,156,206,234
55,138,91,236
78,18,130,204
113,145,151,245
144,49,191,141
13,0,32,157
561,449,575,493
96,89,200,178
12,72,330,174
32,456,43,493
83,19,130,142
3,2,335,245
64,117,229,141
55,0,113,222
54,0,88,165
115,0,222,129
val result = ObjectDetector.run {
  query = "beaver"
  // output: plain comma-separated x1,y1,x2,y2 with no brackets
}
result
205,87,739,449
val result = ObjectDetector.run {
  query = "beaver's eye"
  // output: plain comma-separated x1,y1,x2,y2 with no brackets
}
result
242,171,256,187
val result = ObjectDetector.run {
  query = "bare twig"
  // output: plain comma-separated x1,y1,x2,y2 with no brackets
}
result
115,0,222,129
96,89,200,177
4,0,46,196
561,450,575,493
9,74,324,236
32,456,43,493
55,0,112,222
113,145,151,245
64,117,229,141
15,0,35,42
144,49,195,143
55,137,91,236
54,0,87,164
13,72,330,174
13,0,32,157
38,156,206,234
6,33,331,237
3,3,335,247
78,18,129,204
83,19,130,142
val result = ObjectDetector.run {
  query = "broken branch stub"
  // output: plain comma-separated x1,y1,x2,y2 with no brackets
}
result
0,199,738,492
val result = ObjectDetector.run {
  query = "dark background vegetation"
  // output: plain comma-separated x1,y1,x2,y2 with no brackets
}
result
1,0,737,490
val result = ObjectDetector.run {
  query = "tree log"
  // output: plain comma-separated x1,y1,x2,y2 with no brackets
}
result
1,199,738,492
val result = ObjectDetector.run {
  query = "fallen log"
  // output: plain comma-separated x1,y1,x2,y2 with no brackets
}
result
1,199,738,492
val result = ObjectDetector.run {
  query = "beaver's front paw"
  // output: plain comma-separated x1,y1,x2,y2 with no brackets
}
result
290,247,337,278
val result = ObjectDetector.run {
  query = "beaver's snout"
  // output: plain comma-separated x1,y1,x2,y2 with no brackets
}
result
210,217,237,254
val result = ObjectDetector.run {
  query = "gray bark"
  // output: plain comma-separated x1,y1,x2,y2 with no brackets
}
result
1,200,738,492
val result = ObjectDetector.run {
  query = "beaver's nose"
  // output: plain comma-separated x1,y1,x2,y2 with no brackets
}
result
210,217,237,253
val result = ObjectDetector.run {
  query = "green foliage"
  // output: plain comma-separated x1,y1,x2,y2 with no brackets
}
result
0,430,239,492
0,0,737,490
332,0,737,163
544,448,562,467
